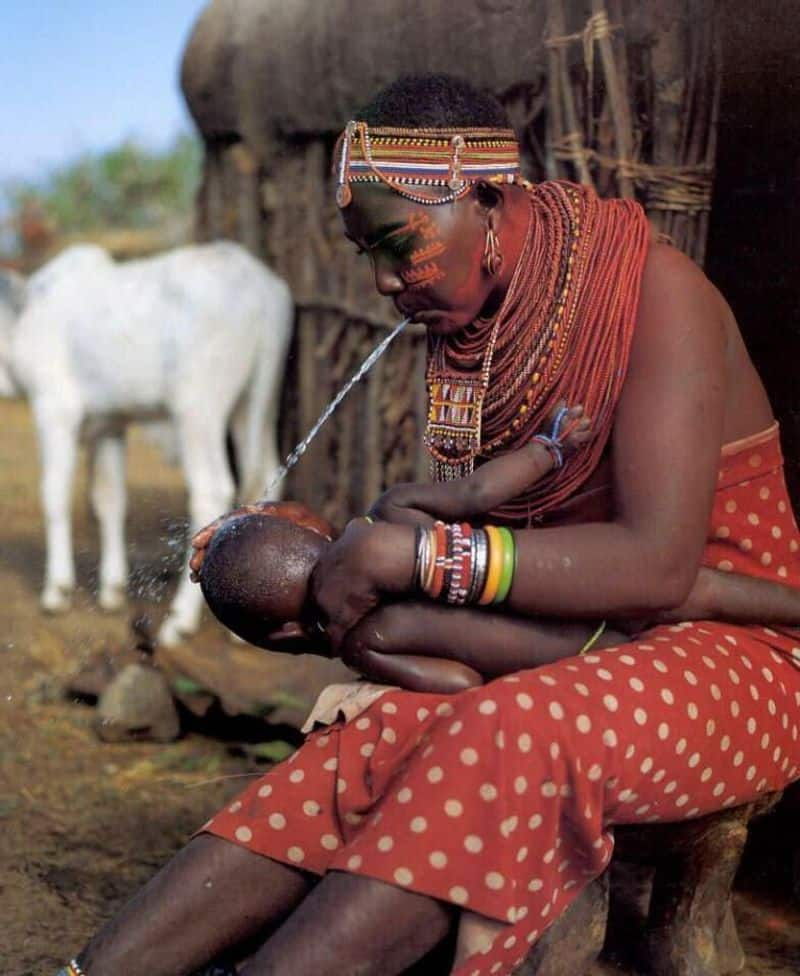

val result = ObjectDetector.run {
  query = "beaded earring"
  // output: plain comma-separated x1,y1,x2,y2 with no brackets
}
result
483,226,503,276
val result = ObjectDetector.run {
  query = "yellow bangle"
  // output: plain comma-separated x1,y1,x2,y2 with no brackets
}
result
479,525,504,605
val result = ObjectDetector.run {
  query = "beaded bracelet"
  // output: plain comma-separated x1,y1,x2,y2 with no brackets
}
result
530,433,564,469
530,403,578,469
416,521,517,606
447,522,473,605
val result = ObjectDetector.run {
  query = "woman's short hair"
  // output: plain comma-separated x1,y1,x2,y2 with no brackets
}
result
357,73,511,129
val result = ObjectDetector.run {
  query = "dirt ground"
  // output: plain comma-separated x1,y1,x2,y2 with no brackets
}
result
1,396,799,975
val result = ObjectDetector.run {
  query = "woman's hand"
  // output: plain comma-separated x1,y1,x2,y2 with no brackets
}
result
189,500,335,581
309,519,416,651
367,483,437,527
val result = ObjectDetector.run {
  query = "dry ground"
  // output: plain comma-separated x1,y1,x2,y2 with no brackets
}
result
1,397,798,975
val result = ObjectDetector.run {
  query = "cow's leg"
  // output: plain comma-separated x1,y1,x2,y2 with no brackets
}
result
228,360,285,505
34,398,81,612
90,432,128,611
158,410,234,646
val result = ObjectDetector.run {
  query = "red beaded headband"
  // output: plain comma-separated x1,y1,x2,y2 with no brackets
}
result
334,120,522,208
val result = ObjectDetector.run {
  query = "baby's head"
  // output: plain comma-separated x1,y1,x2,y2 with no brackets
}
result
199,512,330,648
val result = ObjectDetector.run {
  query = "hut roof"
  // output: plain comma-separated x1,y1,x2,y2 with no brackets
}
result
181,0,554,151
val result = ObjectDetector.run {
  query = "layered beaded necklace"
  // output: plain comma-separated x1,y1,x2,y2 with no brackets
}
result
426,180,650,522
333,122,649,524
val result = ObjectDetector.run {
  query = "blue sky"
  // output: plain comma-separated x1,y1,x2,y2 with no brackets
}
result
1,0,208,184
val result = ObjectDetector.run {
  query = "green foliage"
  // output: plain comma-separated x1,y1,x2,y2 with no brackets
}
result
244,741,297,764
171,675,210,697
4,133,202,235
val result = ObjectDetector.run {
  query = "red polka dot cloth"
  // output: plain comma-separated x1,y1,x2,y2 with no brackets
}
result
201,424,800,976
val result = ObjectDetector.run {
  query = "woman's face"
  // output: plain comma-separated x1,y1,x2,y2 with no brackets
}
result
340,184,499,335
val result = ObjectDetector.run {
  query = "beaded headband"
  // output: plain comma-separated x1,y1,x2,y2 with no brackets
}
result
334,121,522,208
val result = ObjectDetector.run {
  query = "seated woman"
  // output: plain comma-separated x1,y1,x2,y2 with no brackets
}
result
66,74,800,976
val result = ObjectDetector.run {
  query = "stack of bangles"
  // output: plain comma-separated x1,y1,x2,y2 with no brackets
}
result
414,521,517,605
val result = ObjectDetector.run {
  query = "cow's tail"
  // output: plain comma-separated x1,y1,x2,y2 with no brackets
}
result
235,278,294,503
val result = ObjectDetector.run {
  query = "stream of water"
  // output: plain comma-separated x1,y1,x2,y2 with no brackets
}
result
260,316,411,499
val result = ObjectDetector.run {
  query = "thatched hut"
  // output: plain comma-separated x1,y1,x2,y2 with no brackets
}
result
180,0,723,526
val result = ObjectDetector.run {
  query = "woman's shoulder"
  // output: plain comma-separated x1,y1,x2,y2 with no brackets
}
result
641,241,714,300
632,242,724,355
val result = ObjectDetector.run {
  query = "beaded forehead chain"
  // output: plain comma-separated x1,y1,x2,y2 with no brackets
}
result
334,121,522,208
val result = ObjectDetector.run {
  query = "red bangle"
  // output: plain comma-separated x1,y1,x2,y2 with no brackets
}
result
430,521,448,599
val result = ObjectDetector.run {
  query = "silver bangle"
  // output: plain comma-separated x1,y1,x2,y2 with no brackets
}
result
416,526,430,592
467,528,488,604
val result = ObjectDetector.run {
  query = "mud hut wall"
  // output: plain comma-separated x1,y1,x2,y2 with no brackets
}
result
187,0,722,526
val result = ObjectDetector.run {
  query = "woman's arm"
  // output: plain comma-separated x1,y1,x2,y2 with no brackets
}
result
504,245,728,619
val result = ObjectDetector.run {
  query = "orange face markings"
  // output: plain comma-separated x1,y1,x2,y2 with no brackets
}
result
402,262,446,289
409,240,446,266
395,210,447,289
402,211,440,241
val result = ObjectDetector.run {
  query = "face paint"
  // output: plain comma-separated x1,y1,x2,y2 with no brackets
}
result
395,210,447,290
409,240,446,266
403,211,439,241
342,183,503,333
402,263,446,289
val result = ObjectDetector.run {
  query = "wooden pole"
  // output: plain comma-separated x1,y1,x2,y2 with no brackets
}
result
547,0,594,187
590,0,635,198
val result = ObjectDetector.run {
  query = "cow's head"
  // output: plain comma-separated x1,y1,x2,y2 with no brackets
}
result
0,270,26,396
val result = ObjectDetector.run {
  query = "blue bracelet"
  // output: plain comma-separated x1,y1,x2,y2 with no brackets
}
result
531,434,564,469
548,405,570,443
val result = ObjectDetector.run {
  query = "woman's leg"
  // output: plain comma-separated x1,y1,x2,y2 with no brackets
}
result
77,834,313,976
239,871,455,976
308,622,800,976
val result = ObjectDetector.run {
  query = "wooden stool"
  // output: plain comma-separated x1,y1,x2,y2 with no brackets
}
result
517,794,782,976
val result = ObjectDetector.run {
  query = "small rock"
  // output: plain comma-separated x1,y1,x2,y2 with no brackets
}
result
94,663,180,743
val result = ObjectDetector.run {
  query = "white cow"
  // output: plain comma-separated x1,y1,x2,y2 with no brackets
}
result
0,242,292,646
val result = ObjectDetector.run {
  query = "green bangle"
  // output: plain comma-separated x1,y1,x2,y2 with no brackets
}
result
493,527,516,603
